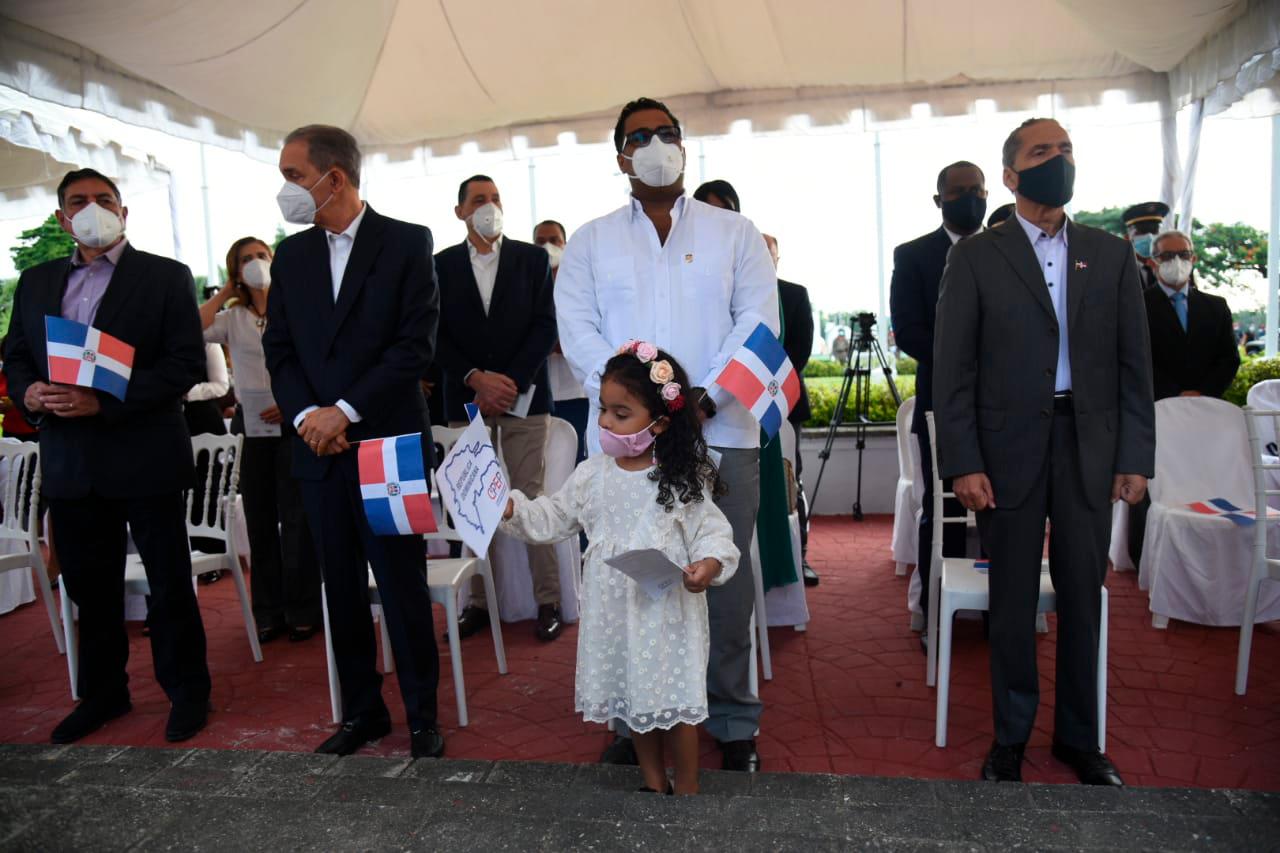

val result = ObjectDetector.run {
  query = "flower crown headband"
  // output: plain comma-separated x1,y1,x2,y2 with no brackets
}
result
617,339,685,413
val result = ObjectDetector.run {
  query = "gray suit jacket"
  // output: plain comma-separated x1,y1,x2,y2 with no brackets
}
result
932,217,1155,510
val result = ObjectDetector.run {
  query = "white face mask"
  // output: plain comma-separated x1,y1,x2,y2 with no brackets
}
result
276,170,335,225
1158,257,1193,288
470,202,503,240
542,242,563,269
68,202,124,249
623,138,685,188
241,258,272,290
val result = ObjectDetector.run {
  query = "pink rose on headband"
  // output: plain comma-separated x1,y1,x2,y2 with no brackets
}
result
634,342,658,363
660,381,681,401
617,339,638,355
650,360,674,384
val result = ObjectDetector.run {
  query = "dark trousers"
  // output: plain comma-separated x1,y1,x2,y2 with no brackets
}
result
916,427,967,620
975,407,1110,750
240,433,320,630
300,458,439,729
51,492,211,706
552,397,590,464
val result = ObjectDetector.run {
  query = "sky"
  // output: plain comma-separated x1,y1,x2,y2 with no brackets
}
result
1,86,1274,327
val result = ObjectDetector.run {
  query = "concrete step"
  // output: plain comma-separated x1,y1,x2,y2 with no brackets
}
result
0,744,1275,851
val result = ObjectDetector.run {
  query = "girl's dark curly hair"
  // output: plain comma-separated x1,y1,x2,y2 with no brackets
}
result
602,346,726,512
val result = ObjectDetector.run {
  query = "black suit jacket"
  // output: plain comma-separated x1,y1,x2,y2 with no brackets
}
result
933,218,1156,510
890,226,953,434
434,238,556,423
262,206,439,480
778,278,813,424
1143,285,1239,400
3,242,204,499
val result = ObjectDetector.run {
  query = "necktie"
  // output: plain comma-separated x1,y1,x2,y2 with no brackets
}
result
1171,291,1188,331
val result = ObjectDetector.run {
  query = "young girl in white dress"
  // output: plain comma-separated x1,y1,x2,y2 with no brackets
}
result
501,341,739,795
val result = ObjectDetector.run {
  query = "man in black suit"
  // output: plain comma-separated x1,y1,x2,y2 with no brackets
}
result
889,161,985,640
1143,229,1239,400
764,234,818,586
4,168,211,744
435,175,561,642
262,125,444,759
934,118,1155,785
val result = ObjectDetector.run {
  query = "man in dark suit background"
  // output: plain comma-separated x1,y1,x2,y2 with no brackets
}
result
4,168,211,744
435,175,561,642
263,125,444,759
889,160,985,642
934,118,1154,786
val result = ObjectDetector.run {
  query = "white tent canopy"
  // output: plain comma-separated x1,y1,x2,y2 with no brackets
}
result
1,0,1275,158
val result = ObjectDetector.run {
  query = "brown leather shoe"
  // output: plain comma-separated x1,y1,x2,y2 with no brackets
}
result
536,604,563,642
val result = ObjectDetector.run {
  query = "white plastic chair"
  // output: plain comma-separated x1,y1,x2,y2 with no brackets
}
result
1140,397,1280,628
0,440,63,653
891,396,921,576
1247,381,1280,500
924,413,1106,750
62,433,258,700
321,426,509,727
1237,408,1280,694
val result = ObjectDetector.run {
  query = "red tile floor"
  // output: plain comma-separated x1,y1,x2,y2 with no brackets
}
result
1,515,1278,789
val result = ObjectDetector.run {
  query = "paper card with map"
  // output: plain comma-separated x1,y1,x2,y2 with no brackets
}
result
436,408,509,556
604,549,690,601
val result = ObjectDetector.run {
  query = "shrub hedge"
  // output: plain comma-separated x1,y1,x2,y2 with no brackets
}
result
1226,357,1280,406
802,358,846,378
803,376,915,428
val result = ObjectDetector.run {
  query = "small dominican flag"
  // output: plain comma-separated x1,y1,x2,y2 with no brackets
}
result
358,432,438,536
714,322,801,440
45,315,135,401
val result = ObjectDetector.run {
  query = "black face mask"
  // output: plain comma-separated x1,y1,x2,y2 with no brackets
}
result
1014,154,1075,207
941,193,987,233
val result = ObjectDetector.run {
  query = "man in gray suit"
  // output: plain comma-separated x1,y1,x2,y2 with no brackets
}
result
933,118,1155,786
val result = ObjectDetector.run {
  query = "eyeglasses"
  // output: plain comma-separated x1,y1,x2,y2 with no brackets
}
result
1154,250,1193,262
622,125,682,148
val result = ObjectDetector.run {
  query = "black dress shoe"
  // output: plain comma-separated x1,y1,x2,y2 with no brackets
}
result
720,739,761,772
315,715,392,755
446,605,489,641
919,631,928,655
599,734,639,766
257,625,285,644
288,624,320,643
410,727,446,759
535,604,563,642
1052,741,1125,786
50,694,132,744
165,701,209,743
802,562,820,587
198,570,225,585
981,741,1025,782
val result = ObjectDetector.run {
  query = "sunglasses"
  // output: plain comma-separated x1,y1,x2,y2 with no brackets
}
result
1154,250,1193,262
622,125,682,148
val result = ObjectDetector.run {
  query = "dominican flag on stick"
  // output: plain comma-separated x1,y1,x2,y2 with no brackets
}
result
45,315,135,401
714,322,801,441
358,432,438,536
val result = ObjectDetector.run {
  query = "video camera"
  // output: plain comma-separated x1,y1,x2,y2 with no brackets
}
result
852,312,877,342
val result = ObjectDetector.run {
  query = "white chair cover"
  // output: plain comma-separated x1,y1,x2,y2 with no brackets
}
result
1246,380,1280,502
486,417,582,624
1141,397,1280,625
1108,500,1134,571
0,439,35,616
891,397,921,568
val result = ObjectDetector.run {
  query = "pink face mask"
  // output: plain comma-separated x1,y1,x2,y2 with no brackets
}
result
599,421,657,458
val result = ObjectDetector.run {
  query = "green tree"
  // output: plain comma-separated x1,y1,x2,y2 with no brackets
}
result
1072,206,1126,236
272,225,288,251
9,214,75,272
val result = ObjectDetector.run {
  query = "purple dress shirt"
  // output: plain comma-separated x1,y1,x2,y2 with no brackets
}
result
62,239,128,325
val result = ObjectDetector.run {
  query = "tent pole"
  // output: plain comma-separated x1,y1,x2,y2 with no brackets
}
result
528,158,537,227
199,143,217,290
1268,114,1279,358
873,130,888,355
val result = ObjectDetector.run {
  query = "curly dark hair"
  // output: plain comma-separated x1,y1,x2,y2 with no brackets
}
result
602,347,726,512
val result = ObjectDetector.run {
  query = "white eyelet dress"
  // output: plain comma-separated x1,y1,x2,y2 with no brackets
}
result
501,454,739,734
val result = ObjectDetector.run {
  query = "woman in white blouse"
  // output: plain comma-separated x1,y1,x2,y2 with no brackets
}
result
200,237,320,643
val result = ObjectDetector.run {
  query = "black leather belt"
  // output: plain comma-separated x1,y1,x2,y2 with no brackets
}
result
1053,391,1074,413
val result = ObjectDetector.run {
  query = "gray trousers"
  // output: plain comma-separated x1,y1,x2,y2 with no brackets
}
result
617,446,763,742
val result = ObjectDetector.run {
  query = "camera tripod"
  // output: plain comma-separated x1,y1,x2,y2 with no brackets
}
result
809,314,902,521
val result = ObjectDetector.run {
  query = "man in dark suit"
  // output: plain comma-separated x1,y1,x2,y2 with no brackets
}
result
1143,229,1239,399
934,118,1155,786
764,234,819,586
435,175,561,642
4,168,211,744
889,161,986,640
262,125,444,759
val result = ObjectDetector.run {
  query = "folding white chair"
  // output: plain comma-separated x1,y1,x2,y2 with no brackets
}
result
891,396,921,576
1237,408,1280,694
61,433,258,700
1247,381,1280,498
0,440,63,653
924,413,1106,750
320,426,509,727
761,420,810,632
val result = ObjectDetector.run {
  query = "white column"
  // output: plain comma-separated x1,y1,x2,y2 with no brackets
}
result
873,131,888,353
527,157,538,227
1268,114,1279,358
199,143,216,288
